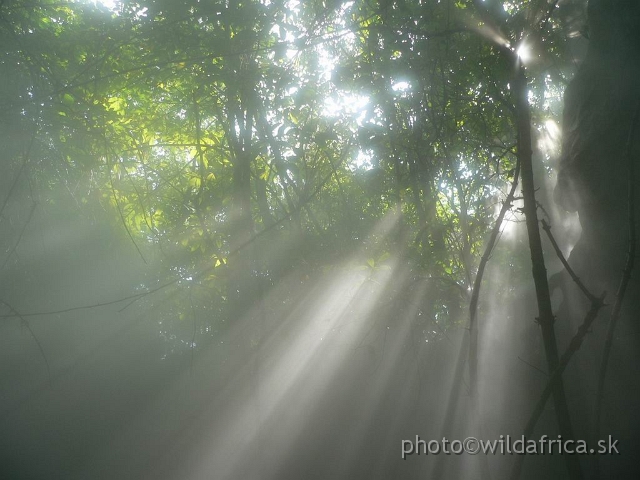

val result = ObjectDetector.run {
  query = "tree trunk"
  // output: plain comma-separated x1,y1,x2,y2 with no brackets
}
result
514,66,583,480
555,1,640,477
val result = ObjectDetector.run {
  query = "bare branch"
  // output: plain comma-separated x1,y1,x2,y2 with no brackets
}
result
509,291,605,480
541,219,599,304
1,299,52,385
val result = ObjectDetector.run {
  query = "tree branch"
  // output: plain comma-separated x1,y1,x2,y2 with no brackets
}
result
1,299,52,385
469,154,521,395
509,291,605,480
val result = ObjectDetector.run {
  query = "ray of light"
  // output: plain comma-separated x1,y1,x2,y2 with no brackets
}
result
189,259,401,479
90,210,406,479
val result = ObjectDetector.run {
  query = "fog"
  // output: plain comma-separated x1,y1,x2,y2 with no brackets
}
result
2,1,640,479
1,161,638,480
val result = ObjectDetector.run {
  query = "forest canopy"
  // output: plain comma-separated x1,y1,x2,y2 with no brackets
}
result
0,0,579,328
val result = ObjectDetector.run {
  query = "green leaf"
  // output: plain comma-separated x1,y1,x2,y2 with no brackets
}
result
62,93,75,106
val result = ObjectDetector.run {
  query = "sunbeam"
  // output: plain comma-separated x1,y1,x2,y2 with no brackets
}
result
3,2,639,479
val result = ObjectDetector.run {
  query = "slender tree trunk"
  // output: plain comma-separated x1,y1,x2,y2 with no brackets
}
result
226,72,256,320
469,156,520,396
232,188,254,314
513,67,583,480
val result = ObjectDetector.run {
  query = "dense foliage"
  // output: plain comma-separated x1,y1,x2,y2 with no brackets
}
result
15,2,640,480
1,0,583,348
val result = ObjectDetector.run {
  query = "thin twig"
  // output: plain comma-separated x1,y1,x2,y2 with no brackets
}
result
0,151,344,319
189,288,196,376
0,283,165,319
1,299,52,386
541,219,599,303
105,147,148,265
1,202,37,272
0,134,34,221
516,356,548,377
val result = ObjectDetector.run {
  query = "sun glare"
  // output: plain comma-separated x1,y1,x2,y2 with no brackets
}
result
92,0,118,11
322,93,369,121
516,41,532,63
391,80,410,92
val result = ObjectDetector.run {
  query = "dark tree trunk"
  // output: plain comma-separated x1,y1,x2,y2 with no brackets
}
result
226,76,256,323
555,1,640,477
228,120,255,320
515,66,583,480
555,0,640,294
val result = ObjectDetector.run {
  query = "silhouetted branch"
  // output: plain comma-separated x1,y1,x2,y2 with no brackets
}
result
541,219,599,303
0,134,34,221
0,201,37,272
469,155,521,395
0,299,52,385
510,213,608,480
516,356,548,377
509,291,605,480
0,150,344,320
105,143,148,265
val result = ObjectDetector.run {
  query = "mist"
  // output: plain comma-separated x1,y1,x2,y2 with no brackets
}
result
2,1,640,479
